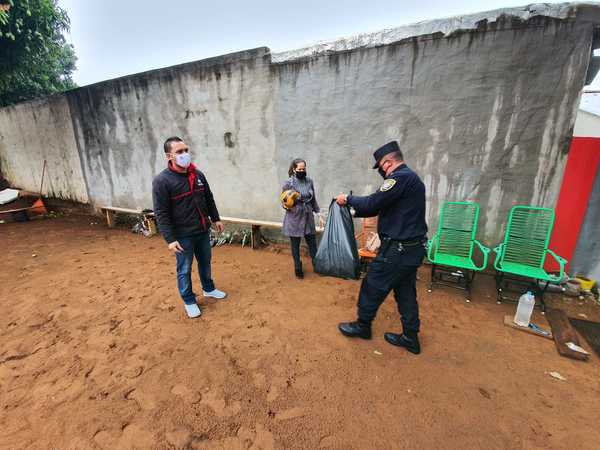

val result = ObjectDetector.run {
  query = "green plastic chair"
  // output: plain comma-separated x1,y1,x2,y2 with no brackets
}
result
427,201,490,301
493,205,567,310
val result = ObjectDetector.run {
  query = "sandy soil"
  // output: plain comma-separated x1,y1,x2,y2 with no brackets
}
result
1,215,599,450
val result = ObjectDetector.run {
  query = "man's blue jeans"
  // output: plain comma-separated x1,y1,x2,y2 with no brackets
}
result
175,232,215,304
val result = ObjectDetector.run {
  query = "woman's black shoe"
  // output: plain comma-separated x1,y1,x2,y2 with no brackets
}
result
295,269,304,279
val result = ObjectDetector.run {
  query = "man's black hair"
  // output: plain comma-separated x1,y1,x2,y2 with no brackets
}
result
164,136,183,153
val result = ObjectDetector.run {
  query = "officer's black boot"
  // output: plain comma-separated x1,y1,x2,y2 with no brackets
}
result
338,320,372,339
384,331,421,354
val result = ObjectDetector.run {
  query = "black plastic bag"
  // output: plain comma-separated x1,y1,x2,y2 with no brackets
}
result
314,200,360,279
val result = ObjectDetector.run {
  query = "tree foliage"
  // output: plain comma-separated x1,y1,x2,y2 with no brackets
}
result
0,0,77,107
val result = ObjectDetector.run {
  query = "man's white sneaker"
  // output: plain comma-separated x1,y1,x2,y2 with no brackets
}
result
184,303,202,318
203,289,227,299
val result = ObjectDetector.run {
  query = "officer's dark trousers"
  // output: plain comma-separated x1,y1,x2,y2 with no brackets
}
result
290,234,318,271
357,240,425,335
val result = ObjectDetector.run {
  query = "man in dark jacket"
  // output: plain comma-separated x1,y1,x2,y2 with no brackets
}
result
152,136,227,318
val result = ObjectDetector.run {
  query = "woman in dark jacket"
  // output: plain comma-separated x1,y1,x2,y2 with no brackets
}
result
282,158,320,279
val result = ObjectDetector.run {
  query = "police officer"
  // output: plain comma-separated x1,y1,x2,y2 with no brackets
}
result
335,141,428,354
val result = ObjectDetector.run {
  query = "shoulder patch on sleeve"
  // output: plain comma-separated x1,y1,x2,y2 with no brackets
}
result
380,179,397,192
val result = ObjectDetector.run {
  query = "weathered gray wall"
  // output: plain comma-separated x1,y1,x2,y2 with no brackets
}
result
66,49,277,217
0,95,88,202
0,13,596,247
273,17,592,243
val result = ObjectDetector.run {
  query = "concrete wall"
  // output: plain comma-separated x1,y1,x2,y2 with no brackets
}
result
273,17,592,242
66,49,277,217
0,13,597,247
0,95,88,202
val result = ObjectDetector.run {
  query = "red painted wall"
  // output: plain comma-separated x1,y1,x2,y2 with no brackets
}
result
549,137,600,273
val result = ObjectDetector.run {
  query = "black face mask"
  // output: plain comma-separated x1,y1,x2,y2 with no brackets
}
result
378,167,387,179
295,171,307,179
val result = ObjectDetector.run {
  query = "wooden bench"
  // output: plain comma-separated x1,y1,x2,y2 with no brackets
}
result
220,216,324,249
100,206,156,235
99,208,321,249
220,216,282,249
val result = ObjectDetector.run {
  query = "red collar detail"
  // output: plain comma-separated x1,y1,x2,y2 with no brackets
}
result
168,161,198,174
168,161,198,192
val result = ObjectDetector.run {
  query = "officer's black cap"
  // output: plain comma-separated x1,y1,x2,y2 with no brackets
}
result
372,141,400,169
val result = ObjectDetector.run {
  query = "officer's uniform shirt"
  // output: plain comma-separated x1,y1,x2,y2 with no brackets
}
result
347,164,428,241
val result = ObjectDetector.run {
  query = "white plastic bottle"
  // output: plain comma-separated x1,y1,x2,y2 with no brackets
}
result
514,291,536,327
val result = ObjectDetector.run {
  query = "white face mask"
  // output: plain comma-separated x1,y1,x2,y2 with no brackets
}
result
174,153,191,168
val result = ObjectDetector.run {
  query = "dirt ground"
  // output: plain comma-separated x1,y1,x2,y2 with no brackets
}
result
1,215,600,450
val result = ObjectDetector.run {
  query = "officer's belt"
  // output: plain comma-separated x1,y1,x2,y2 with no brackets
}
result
381,237,426,247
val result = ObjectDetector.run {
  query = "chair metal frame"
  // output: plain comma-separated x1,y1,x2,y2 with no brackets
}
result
427,201,490,302
492,205,566,311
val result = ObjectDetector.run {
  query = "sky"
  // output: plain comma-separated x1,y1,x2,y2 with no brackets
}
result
59,0,599,87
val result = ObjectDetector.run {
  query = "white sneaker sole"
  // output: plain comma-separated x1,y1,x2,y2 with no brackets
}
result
203,292,227,300
184,303,202,318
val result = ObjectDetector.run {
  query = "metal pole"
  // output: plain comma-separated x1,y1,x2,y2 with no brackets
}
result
39,159,47,197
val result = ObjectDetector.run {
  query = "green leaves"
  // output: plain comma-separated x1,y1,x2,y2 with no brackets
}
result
0,0,77,107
